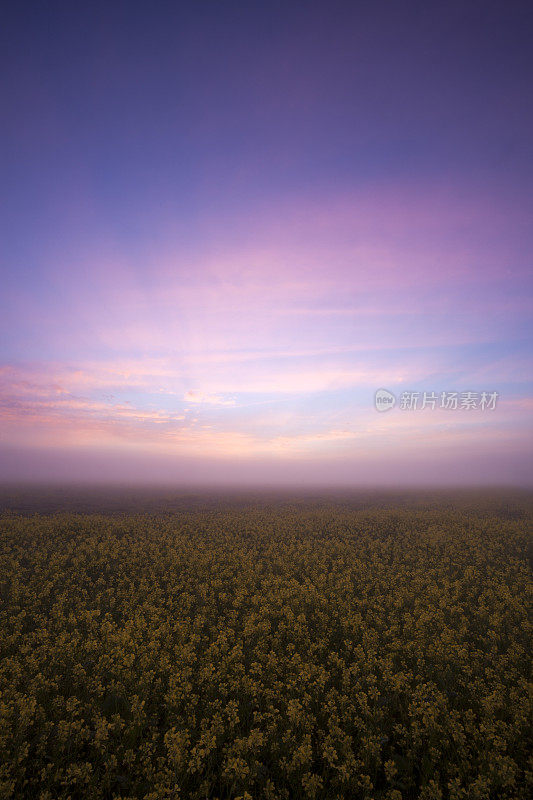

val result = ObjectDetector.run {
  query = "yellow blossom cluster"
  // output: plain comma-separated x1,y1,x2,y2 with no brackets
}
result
0,495,531,799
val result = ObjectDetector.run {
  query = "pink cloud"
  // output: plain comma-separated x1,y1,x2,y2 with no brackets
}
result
183,390,236,406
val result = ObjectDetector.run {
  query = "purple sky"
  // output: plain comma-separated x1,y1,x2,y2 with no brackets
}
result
1,0,532,486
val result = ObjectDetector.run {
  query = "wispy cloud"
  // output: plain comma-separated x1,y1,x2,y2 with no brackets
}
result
1,184,532,481
183,390,236,406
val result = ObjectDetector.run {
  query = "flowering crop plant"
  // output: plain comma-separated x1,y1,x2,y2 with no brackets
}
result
0,491,531,799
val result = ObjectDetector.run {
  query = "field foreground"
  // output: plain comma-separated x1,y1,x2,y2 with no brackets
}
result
0,492,531,799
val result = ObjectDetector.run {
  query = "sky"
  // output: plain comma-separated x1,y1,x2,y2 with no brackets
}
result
1,0,532,486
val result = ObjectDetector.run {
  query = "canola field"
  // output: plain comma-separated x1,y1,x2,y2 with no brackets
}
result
0,492,531,799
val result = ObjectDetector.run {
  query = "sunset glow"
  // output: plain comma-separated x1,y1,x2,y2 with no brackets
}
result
1,1,532,485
